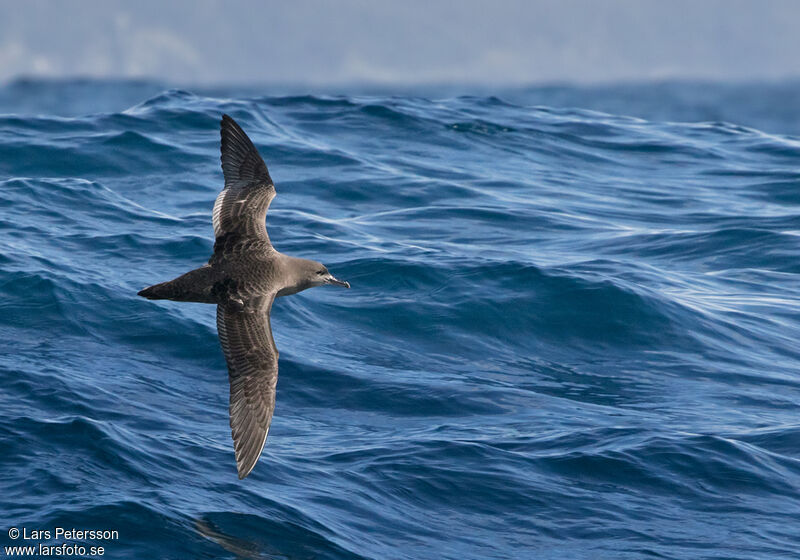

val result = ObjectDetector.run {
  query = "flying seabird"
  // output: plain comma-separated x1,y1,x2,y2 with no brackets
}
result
138,114,350,479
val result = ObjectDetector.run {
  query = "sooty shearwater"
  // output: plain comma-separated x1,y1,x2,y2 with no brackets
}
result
138,114,350,479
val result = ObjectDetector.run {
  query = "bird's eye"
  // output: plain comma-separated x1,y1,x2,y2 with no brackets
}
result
317,269,325,275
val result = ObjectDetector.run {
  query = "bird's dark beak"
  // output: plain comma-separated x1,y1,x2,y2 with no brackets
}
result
326,274,350,288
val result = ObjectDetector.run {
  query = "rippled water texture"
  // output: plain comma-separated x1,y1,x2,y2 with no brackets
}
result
1,79,799,559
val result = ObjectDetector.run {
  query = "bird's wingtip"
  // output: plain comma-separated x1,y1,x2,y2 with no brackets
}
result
218,112,271,185
236,462,254,479
220,113,236,133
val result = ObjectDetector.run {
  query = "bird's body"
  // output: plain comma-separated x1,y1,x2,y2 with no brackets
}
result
140,244,314,307
139,115,349,478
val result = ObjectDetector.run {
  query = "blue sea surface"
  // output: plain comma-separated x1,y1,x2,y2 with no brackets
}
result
1,79,799,559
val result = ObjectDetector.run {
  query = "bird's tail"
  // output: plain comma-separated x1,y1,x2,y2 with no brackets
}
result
138,281,180,300
138,265,218,303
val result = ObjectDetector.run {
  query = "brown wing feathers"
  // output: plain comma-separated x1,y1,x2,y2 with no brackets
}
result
217,300,278,479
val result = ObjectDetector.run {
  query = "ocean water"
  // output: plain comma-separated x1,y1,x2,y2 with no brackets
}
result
1,78,799,559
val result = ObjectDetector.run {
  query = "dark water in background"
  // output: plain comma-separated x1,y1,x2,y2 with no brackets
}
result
1,78,799,559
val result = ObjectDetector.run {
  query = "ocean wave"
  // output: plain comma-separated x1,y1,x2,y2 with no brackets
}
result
1,80,799,559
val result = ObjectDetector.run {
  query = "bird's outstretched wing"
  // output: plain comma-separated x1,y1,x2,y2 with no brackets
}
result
216,295,278,479
213,114,276,243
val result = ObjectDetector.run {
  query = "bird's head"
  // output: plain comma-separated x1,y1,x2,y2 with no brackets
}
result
281,257,349,296
308,260,350,289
